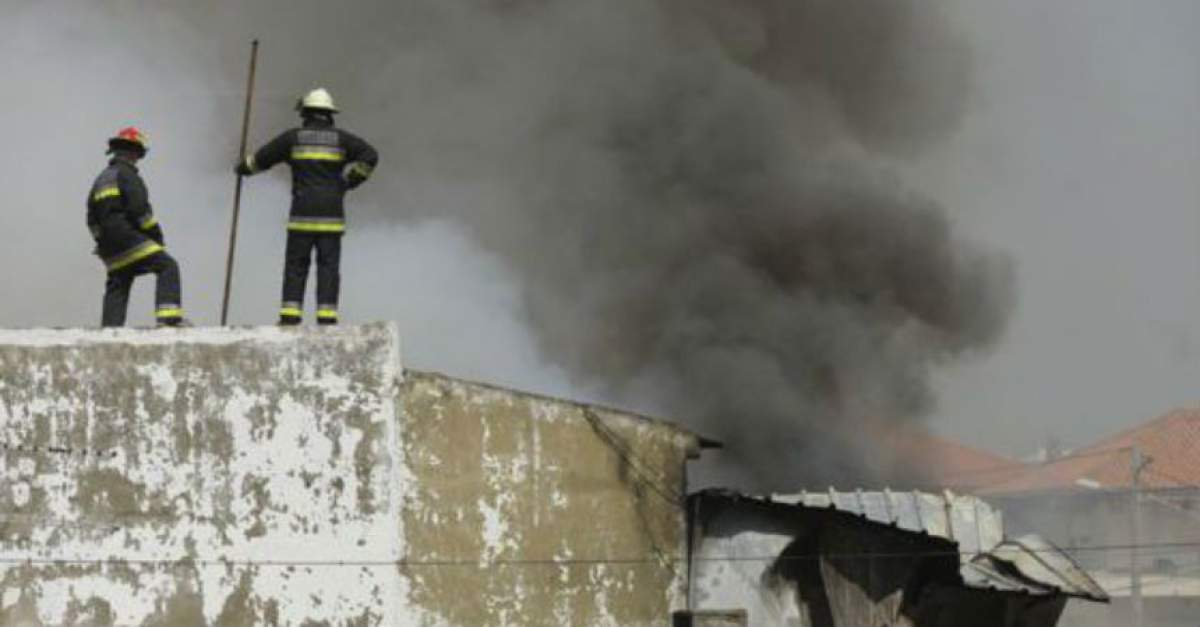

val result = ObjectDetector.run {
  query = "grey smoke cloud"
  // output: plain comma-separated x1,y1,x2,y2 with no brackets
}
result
344,0,1014,487
2,1,1013,489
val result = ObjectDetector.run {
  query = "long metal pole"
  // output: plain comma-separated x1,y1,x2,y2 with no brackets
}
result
220,39,259,326
1130,445,1144,627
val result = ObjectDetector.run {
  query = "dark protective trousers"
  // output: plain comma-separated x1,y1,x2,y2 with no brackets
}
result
281,231,341,323
101,251,182,327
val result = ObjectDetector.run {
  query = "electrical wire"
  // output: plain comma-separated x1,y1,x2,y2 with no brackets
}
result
1102,561,1200,594
6,540,1200,569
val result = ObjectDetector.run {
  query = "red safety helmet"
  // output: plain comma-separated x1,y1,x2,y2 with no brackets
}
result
107,126,150,155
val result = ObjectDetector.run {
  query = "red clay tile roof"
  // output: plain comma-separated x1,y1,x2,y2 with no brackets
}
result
875,425,1023,490
978,408,1200,494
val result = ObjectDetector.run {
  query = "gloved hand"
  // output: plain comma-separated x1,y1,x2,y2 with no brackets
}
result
234,160,253,176
344,170,367,190
343,161,372,190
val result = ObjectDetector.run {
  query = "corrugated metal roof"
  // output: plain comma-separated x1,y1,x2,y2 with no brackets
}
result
971,535,1108,601
770,488,1004,555
961,560,1050,595
712,488,1108,602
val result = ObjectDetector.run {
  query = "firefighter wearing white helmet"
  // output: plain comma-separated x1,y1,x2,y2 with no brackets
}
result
236,87,378,326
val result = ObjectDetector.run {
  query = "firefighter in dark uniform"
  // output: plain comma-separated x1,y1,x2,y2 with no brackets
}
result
236,88,378,326
87,127,186,327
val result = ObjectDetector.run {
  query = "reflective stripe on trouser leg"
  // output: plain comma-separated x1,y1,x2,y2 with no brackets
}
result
156,304,183,319
151,253,183,321
280,301,303,319
316,304,338,325
156,304,183,326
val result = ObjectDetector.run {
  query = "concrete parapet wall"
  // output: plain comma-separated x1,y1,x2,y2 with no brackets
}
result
0,324,403,626
0,324,697,626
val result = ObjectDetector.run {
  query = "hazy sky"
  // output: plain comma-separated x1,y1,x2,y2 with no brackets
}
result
3,1,1198,461
921,2,1200,455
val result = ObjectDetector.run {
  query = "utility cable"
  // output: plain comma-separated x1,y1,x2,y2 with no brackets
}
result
6,540,1200,569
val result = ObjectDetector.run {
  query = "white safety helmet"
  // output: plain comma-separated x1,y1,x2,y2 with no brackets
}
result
296,87,338,113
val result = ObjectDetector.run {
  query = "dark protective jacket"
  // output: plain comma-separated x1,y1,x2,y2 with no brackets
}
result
86,157,165,272
243,117,379,233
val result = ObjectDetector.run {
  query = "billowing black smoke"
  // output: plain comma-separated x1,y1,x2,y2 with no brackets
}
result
165,0,1015,488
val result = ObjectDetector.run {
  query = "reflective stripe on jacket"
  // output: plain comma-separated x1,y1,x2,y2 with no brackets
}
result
287,216,346,233
86,157,167,271
244,117,378,231
104,239,165,272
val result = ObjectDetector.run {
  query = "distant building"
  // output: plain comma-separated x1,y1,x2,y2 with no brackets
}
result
679,488,1106,626
874,424,1025,491
979,408,1200,627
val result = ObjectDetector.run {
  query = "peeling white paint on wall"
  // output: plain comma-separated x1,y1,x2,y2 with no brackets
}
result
0,323,407,626
0,323,701,626
399,372,699,626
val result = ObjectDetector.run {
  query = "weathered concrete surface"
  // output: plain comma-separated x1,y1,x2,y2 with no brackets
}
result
0,323,700,626
0,324,404,626
401,372,699,627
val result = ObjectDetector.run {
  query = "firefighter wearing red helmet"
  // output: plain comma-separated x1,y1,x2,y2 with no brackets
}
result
86,126,187,327
236,88,378,326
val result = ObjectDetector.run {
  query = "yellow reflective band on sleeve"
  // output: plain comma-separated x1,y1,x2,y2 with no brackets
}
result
92,186,120,202
279,307,303,318
244,154,257,173
347,162,374,178
105,241,164,272
316,309,338,320
287,221,346,233
155,308,183,318
140,216,158,230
